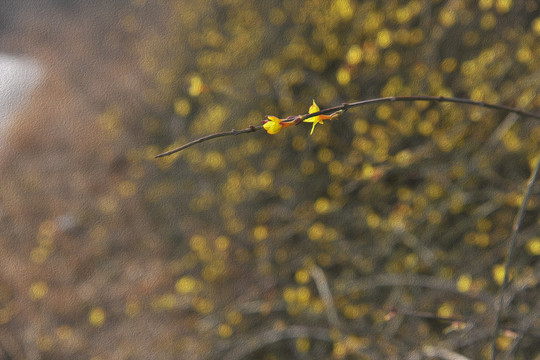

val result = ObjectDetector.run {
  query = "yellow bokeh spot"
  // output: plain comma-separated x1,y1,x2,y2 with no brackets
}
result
376,29,392,48
97,106,122,137
426,184,444,199
37,335,53,352
474,233,490,247
97,196,118,214
438,8,456,27
476,218,492,232
30,246,51,264
283,287,296,303
495,0,512,14
376,104,392,120
296,286,311,303
174,98,191,116
308,222,325,241
89,307,106,327
192,297,214,314
366,212,380,228
495,334,513,351
151,293,177,311
525,237,540,255
516,47,531,63
317,148,334,163
333,341,347,357
334,0,353,20
205,151,225,170
492,264,514,285
117,180,137,198
253,226,268,241
336,67,350,85
479,0,493,10
296,338,310,353
295,269,310,284
404,253,418,268
189,75,204,97
437,303,454,318
175,275,201,294
226,310,243,325
532,17,540,35
215,236,230,251
480,13,496,30
502,131,521,152
29,282,49,300
441,57,457,73
190,235,207,252
346,45,363,65
353,119,369,134
456,274,472,293
218,323,233,338
314,197,331,214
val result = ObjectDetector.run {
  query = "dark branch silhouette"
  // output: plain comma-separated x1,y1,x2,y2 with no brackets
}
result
155,95,540,158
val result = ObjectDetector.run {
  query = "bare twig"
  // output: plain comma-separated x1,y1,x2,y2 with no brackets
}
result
345,273,494,305
490,155,540,360
154,125,263,158
423,345,472,360
155,96,540,158
309,265,341,329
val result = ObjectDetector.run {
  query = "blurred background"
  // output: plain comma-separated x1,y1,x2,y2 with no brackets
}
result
0,0,539,359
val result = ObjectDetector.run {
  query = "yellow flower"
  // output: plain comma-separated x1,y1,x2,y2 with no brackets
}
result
263,115,294,134
263,115,282,134
304,100,333,135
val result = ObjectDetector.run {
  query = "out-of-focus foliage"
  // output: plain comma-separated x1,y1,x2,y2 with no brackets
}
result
0,0,539,359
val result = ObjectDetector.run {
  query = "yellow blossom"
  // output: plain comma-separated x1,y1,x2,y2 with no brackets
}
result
304,100,336,135
263,115,283,134
263,115,294,135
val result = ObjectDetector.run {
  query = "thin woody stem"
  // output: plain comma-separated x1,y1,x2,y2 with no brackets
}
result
302,96,540,121
155,96,540,158
155,124,263,158
490,155,540,360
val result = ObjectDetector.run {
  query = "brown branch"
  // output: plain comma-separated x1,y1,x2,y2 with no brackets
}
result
155,96,540,158
154,124,263,158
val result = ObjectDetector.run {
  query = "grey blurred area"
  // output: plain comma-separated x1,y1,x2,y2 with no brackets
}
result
0,54,42,144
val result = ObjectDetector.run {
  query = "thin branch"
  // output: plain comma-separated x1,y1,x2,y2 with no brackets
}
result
386,307,465,324
423,346,472,360
490,155,540,360
155,96,540,158
154,124,263,158
345,273,494,305
309,265,341,329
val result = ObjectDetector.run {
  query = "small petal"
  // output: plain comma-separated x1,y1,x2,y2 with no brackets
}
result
305,100,324,134
263,116,283,134
309,99,320,114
